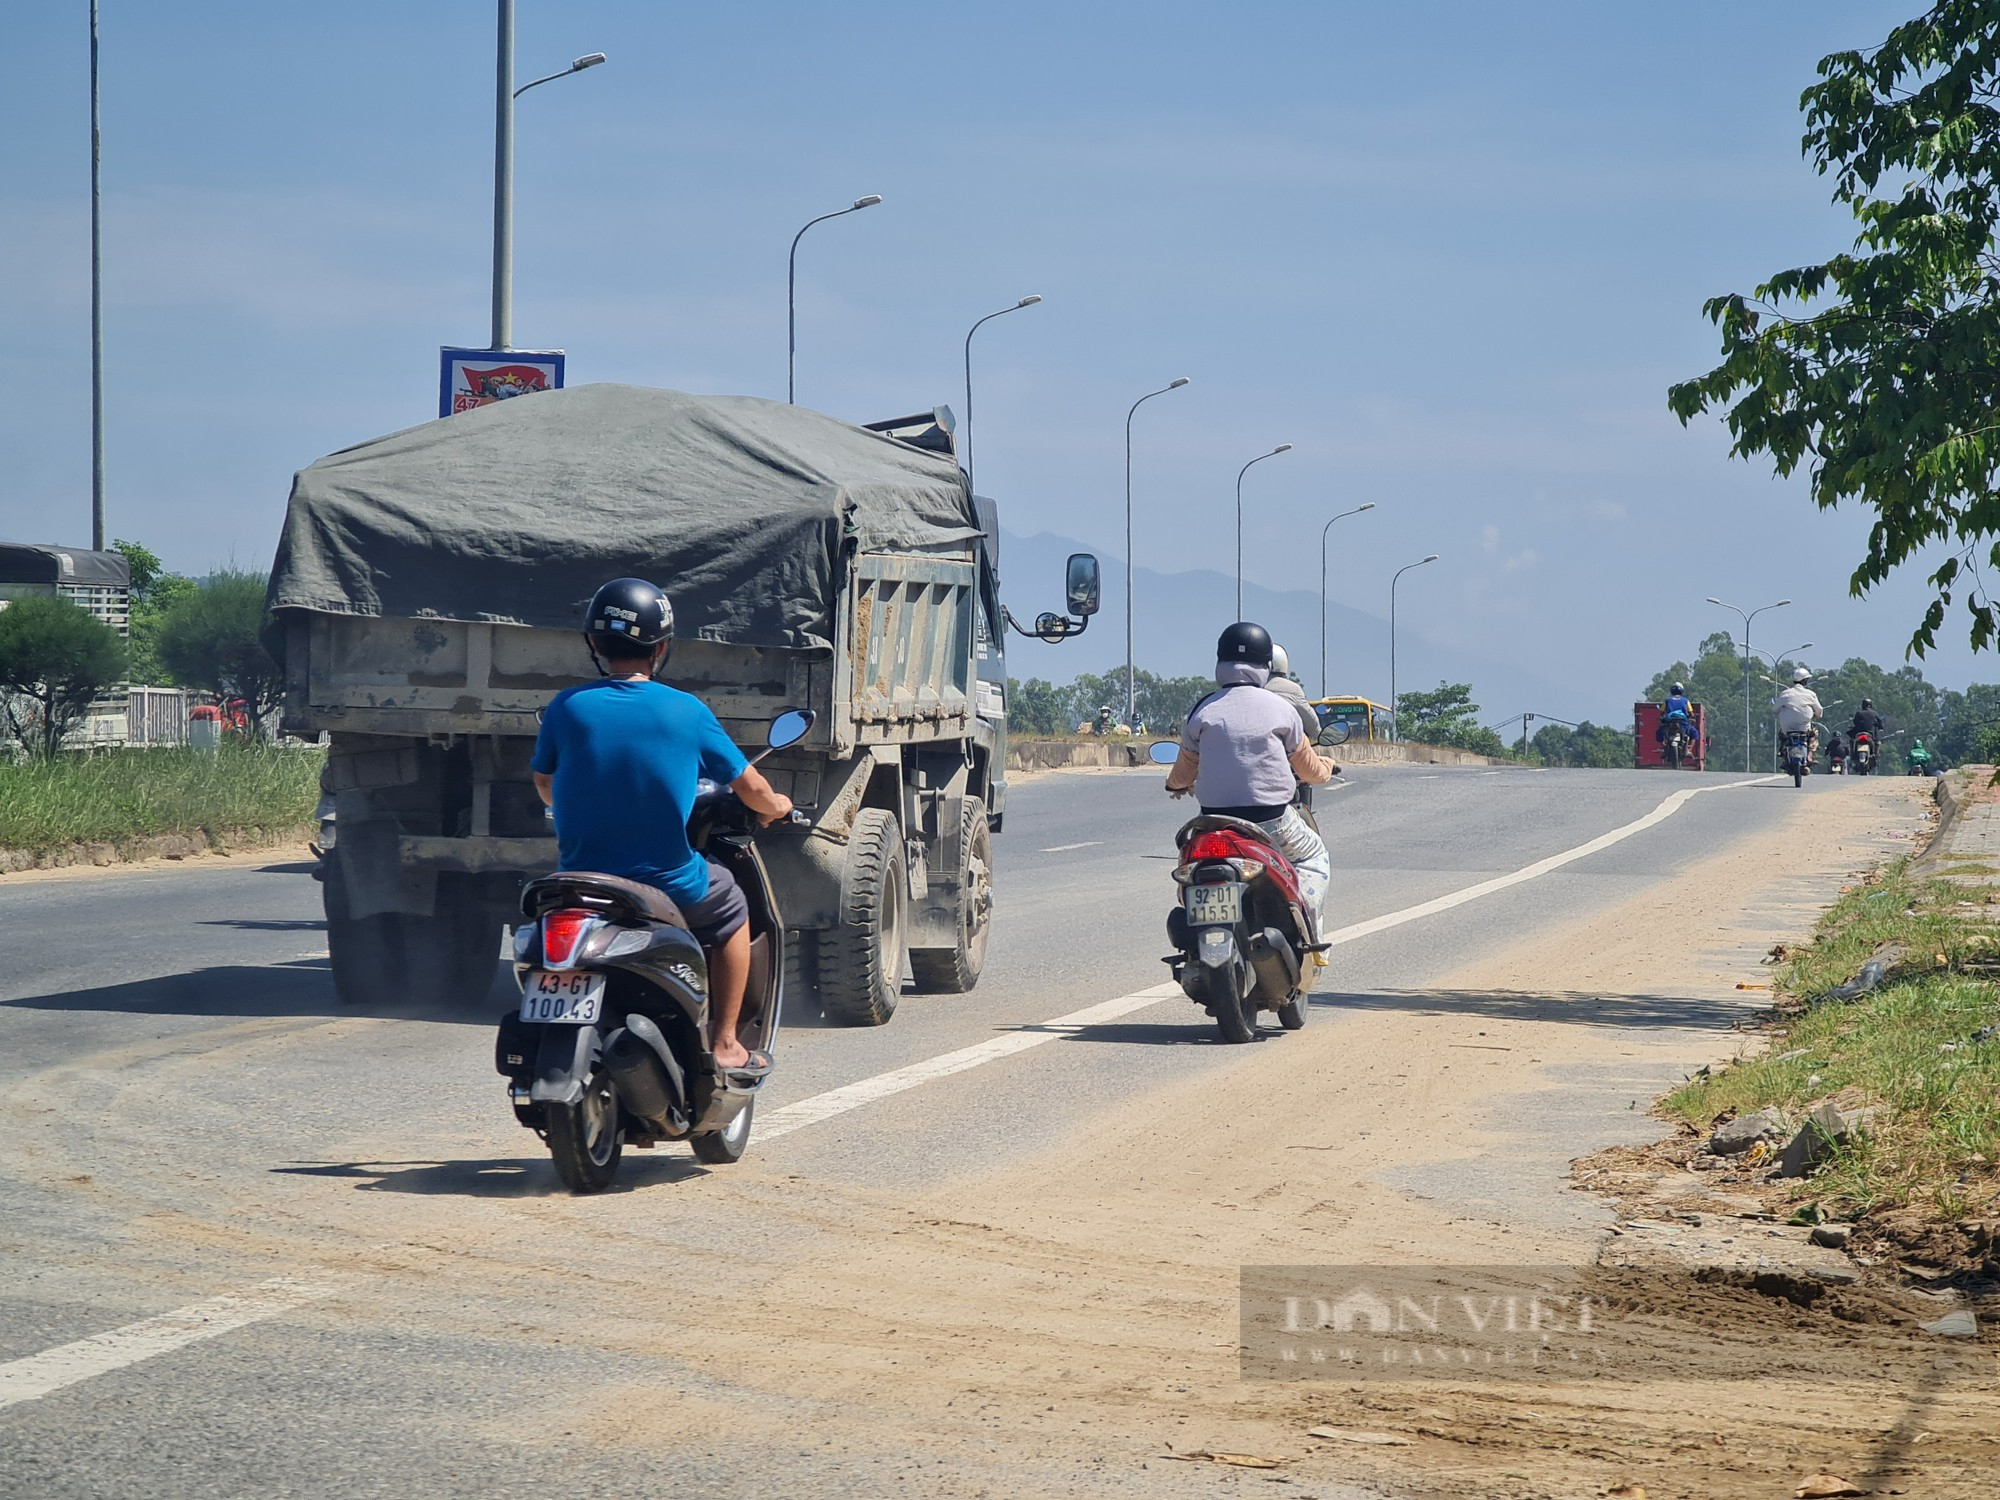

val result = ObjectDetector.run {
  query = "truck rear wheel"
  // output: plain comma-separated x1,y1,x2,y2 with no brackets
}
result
910,798,992,994
324,861,500,1011
819,809,906,1027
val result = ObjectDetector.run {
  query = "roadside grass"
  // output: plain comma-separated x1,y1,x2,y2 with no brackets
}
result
0,744,324,855
1666,858,2000,1220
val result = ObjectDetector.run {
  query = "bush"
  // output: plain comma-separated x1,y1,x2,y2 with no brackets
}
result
0,594,127,757
157,570,284,734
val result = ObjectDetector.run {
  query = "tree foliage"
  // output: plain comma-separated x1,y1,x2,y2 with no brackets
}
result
1528,720,1631,768
112,538,198,686
1005,666,1218,737
0,594,127,757
156,570,284,735
1395,681,1507,756
1669,2,2000,656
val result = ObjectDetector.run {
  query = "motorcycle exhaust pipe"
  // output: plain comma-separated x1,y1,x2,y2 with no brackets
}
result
1247,926,1301,996
604,1025,689,1135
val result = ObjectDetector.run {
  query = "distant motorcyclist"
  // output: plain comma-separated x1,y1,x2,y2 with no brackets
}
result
1162,622,1335,923
1774,666,1824,757
1078,705,1126,737
1850,699,1885,741
1909,738,1934,775
1825,728,1850,770
1656,681,1694,744
1265,643,1322,742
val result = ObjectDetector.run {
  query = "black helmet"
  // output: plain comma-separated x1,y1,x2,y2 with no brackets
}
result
1671,682,1685,695
1216,621,1274,668
1861,698,1873,710
584,577,674,651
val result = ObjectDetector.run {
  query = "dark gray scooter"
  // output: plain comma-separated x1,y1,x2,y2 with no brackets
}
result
495,709,813,1192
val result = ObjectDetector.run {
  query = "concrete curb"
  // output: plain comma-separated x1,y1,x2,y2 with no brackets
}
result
1003,738,1513,773
0,826,311,876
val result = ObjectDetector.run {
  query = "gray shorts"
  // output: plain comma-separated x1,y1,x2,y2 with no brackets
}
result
680,860,749,947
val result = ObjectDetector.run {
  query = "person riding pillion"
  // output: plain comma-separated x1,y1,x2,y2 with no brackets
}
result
1161,622,1336,927
530,578,793,1074
1774,666,1824,756
1265,643,1323,743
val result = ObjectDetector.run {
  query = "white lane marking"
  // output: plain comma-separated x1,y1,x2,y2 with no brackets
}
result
759,775,1776,1139
757,986,1179,1141
1318,776,1779,950
0,1277,336,1412
1037,841,1104,853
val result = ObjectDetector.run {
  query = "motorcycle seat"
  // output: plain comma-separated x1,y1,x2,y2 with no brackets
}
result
522,872,687,929
1177,814,1279,851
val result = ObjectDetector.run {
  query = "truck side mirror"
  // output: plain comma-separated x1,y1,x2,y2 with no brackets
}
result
1066,554,1101,617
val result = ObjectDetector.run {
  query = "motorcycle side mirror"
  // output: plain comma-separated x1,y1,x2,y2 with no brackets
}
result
1066,554,1101,617
1318,722,1351,746
767,708,815,751
1148,740,1181,766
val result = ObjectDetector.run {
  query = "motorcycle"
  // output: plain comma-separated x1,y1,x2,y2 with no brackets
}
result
494,708,814,1193
1661,714,1692,770
1783,728,1813,788
1851,732,1876,775
1147,727,1344,1044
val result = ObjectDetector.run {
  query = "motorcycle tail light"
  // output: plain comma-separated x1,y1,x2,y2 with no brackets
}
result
540,908,595,968
1184,832,1239,863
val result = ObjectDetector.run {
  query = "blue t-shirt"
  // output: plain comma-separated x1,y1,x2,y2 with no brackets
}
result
1664,695,1691,719
530,679,749,905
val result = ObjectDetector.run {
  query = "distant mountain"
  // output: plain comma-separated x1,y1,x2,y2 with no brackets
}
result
996,528,1619,731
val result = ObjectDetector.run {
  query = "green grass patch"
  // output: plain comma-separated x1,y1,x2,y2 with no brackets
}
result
1666,859,2000,1218
0,744,325,855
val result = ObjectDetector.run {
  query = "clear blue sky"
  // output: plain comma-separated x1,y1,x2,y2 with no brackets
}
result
0,1,1955,721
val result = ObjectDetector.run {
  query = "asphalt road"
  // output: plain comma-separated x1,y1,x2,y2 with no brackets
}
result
0,762,1884,1498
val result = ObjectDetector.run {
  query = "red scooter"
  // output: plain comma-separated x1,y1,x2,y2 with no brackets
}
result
1148,735,1339,1043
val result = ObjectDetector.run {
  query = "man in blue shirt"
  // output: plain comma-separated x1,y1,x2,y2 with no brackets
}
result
531,578,791,1072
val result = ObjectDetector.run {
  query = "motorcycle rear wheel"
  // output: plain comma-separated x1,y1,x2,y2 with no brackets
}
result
690,1098,754,1165
547,1067,623,1193
1276,990,1309,1030
1200,963,1256,1044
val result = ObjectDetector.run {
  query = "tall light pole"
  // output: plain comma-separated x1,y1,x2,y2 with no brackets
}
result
787,195,883,404
1389,554,1439,740
961,295,1041,495
1234,444,1293,617
1706,596,1790,773
491,0,605,352
1318,503,1376,698
89,0,104,549
1124,378,1191,728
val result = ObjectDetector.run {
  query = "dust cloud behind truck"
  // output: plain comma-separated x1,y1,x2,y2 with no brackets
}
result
267,384,1096,1024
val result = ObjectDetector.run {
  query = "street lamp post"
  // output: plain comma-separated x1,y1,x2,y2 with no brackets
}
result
1706,596,1791,773
1389,555,1439,741
491,0,605,351
89,0,104,549
1318,503,1376,698
787,195,883,404
1234,444,1293,617
1123,378,1191,728
961,295,1041,495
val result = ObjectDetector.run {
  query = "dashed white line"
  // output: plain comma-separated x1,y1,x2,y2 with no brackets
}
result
1036,841,1104,853
0,1278,337,1412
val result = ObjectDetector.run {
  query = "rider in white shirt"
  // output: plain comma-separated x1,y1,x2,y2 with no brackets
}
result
1774,667,1824,756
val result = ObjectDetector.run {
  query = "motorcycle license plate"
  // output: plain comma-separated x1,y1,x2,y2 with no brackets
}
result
1188,883,1243,925
519,970,606,1024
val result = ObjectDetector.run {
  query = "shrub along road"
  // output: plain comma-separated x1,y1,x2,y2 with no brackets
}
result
0,764,1974,1498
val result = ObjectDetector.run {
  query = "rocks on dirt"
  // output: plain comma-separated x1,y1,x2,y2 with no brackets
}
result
1794,1476,1865,1499
1709,1107,1787,1155
1779,1101,1881,1178
1306,1426,1412,1446
1808,1224,1853,1250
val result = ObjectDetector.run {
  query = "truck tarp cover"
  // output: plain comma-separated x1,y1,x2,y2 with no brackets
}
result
267,384,978,652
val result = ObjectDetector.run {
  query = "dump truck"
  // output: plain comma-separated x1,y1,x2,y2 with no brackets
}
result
268,384,1097,1024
